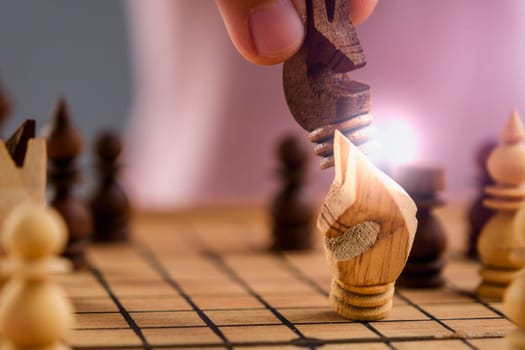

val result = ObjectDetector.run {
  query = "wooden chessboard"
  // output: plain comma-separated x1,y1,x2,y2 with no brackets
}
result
55,206,515,350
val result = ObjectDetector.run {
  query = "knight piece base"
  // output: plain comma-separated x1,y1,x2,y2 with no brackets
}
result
328,279,394,321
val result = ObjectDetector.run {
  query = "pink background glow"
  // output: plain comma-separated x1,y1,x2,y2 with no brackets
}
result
125,0,525,208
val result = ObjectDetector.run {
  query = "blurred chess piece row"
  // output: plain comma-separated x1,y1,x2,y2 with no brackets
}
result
46,99,130,269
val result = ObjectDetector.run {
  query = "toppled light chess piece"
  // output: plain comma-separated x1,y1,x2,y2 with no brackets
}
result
318,131,417,320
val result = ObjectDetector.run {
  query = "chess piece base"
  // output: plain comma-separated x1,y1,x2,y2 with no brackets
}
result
329,279,394,321
477,265,521,300
1,342,70,350
507,329,525,350
271,225,313,251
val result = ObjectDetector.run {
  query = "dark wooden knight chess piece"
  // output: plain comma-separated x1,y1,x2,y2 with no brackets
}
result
270,135,314,251
47,98,92,269
283,0,376,169
396,165,447,288
89,130,130,243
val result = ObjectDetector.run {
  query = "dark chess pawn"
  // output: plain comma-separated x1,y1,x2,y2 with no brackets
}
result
47,98,92,269
396,166,448,288
89,130,130,242
270,135,315,251
466,140,497,259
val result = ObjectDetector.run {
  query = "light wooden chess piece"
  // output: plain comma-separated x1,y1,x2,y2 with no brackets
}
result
0,120,46,228
317,131,417,320
503,249,525,350
0,202,73,350
477,110,525,300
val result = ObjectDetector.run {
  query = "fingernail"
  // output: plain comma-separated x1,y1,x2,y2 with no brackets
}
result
249,0,304,59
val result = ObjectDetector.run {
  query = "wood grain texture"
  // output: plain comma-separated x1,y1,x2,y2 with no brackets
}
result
283,0,373,168
317,131,417,320
49,205,514,349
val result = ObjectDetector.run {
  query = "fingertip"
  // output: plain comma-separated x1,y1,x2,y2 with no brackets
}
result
349,0,378,25
249,0,304,64
217,0,304,65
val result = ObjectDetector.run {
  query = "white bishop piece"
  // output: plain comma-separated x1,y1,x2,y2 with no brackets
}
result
477,110,525,300
0,202,73,350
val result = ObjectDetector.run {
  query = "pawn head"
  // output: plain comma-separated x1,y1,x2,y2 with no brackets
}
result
95,130,122,162
2,202,67,260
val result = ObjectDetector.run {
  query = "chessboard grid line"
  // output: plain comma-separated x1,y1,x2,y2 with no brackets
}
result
73,218,512,349
449,286,508,318
71,315,511,331
395,290,479,349
135,243,234,350
201,250,320,350
277,253,330,297
276,252,396,350
182,222,317,347
88,266,152,350
70,330,509,350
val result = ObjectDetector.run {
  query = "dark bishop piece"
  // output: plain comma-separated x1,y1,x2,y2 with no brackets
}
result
270,135,315,251
283,0,375,169
89,130,130,242
47,98,92,269
396,165,448,288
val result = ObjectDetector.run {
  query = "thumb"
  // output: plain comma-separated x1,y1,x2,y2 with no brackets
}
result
216,0,305,65
216,0,378,66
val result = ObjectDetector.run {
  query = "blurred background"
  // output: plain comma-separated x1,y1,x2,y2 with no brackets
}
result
1,0,525,209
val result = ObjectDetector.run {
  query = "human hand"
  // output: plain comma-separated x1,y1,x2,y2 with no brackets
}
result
216,0,377,65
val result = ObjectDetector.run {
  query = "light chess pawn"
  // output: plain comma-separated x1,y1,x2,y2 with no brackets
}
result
0,202,73,350
317,131,417,320
477,110,525,300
